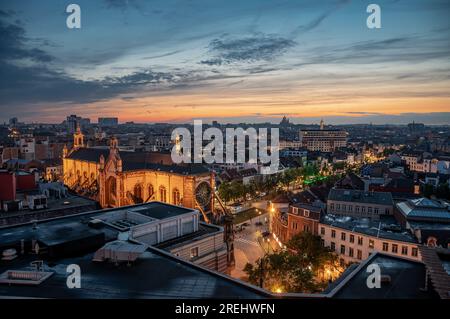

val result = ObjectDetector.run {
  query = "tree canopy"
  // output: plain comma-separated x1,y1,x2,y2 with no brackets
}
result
244,232,344,293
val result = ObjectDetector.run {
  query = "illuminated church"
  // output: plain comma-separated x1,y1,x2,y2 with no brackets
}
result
63,126,216,219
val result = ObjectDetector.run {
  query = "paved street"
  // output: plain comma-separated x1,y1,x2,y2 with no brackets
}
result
230,212,272,280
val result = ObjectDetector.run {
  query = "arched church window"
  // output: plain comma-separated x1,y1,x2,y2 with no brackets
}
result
134,184,143,203
173,188,181,205
159,186,167,202
148,184,154,198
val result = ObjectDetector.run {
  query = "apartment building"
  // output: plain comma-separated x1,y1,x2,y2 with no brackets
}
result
320,214,421,263
327,188,394,220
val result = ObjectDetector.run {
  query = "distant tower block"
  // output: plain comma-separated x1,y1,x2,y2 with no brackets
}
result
320,119,325,130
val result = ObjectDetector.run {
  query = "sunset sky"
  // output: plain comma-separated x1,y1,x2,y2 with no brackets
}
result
0,0,449,124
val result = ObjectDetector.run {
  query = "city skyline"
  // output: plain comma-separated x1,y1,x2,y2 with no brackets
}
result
0,0,449,124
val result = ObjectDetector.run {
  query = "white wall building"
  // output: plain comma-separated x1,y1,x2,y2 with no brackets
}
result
320,215,421,263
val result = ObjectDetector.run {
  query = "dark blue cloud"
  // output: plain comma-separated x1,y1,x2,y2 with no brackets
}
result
0,13,182,106
0,17,53,62
201,34,296,66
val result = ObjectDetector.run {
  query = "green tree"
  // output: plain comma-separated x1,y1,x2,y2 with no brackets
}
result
218,182,232,204
244,232,342,293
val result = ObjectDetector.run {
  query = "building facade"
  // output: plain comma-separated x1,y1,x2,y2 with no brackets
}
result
327,188,394,220
270,202,323,245
320,215,421,263
287,203,322,238
62,129,216,219
300,121,347,152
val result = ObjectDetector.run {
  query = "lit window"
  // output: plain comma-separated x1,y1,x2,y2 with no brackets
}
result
190,247,199,259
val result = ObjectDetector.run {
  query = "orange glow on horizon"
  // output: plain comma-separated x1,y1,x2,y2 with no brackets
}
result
70,93,450,123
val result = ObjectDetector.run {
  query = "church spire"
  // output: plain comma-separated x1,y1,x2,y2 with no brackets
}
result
320,118,324,130
73,123,84,149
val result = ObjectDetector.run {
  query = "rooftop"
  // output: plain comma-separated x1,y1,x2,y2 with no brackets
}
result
67,148,209,175
301,129,346,133
321,214,417,243
291,203,322,213
0,202,268,298
328,188,393,206
0,248,266,299
128,202,196,220
0,193,97,227
418,247,450,299
396,198,450,222
329,253,435,299
155,223,222,250
0,202,200,249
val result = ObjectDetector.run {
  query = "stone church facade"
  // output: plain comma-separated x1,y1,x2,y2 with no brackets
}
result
62,127,215,217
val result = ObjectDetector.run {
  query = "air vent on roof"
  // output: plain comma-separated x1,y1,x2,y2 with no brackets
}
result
88,219,104,229
93,240,148,265
2,248,17,261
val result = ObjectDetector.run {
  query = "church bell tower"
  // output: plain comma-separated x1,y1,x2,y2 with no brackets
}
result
73,123,85,149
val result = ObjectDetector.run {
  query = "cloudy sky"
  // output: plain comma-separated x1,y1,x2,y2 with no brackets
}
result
0,0,449,124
